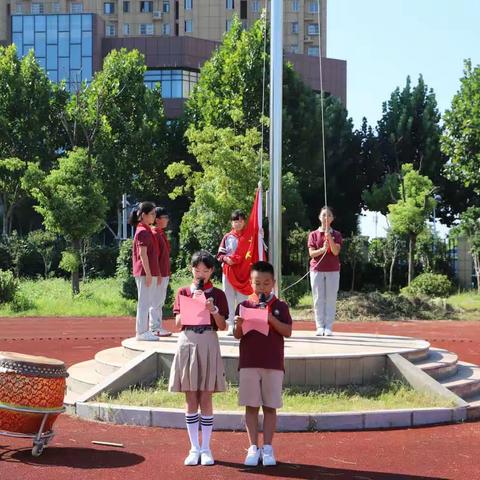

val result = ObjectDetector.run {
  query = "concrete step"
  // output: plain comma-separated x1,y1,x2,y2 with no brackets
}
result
464,393,480,420
94,347,131,376
412,348,458,380
67,359,105,395
439,362,480,398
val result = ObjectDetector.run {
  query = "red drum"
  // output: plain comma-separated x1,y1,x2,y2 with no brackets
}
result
0,352,67,434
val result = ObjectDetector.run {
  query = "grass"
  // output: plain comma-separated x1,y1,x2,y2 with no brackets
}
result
447,292,480,320
96,376,454,412
0,278,136,317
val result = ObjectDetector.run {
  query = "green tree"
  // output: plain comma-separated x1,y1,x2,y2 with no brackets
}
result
342,235,368,291
451,206,480,293
442,60,480,195
388,164,436,284
26,148,107,294
27,229,57,278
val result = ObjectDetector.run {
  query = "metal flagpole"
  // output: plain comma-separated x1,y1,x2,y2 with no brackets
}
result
269,0,283,294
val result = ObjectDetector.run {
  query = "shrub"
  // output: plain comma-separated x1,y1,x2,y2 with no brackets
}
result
281,274,309,308
401,273,454,298
85,245,119,278
59,250,81,274
0,269,18,303
116,240,135,299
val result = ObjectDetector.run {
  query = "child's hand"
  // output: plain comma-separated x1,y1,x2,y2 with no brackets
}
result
267,313,276,325
193,289,203,297
206,297,215,312
224,256,233,266
146,274,153,287
234,316,244,328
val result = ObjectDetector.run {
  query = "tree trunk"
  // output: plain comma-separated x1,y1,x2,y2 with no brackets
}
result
473,254,480,295
408,234,416,285
71,239,81,295
389,241,398,291
117,205,122,241
351,262,356,291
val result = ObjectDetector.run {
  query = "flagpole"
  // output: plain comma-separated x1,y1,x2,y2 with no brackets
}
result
269,0,283,295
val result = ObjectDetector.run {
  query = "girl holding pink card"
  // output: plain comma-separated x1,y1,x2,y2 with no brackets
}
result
168,251,228,467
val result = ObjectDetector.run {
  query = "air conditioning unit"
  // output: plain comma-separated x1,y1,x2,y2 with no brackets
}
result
153,11,163,19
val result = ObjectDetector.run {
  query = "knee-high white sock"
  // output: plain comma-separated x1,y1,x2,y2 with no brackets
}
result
185,413,200,450
201,415,214,451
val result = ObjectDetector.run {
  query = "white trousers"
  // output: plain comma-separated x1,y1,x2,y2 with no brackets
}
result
149,276,170,331
135,276,158,335
222,274,249,327
310,271,340,330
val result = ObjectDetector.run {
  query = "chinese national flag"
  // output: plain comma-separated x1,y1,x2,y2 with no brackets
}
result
224,186,266,295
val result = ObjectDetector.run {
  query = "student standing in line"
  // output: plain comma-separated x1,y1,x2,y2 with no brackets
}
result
150,206,172,337
129,201,160,342
217,210,249,335
307,206,343,336
169,251,228,466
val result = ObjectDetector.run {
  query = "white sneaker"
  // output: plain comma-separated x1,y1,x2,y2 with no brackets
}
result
315,328,324,336
136,331,159,341
226,325,235,336
184,448,201,466
200,449,214,466
244,445,261,467
154,328,172,337
324,328,333,336
262,445,276,466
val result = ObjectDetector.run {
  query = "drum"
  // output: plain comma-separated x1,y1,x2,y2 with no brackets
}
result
0,352,67,434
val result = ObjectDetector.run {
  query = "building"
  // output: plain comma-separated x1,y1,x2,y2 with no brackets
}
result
0,0,346,118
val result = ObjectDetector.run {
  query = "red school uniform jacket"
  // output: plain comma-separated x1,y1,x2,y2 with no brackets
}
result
235,294,292,371
307,229,343,272
132,223,160,277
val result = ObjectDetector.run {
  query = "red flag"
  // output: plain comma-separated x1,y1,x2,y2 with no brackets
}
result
224,186,266,295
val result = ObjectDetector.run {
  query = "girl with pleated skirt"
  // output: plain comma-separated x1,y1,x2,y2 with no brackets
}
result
168,250,228,466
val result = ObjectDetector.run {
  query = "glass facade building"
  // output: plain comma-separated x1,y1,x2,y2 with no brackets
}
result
144,69,199,98
11,13,93,90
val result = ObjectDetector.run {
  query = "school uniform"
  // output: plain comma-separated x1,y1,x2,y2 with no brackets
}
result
168,282,228,392
308,228,343,330
149,226,171,332
217,230,249,328
132,223,160,336
235,294,292,409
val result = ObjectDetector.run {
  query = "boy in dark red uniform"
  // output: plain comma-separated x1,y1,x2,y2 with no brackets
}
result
233,261,292,467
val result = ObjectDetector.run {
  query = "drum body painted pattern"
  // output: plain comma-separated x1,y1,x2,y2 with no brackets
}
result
0,352,67,434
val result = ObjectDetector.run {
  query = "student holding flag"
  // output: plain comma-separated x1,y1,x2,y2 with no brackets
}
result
217,187,265,335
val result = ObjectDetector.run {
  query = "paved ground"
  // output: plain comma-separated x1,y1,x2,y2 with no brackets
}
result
1,316,480,480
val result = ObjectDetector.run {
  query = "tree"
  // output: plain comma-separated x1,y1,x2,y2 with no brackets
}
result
343,235,368,291
388,164,436,284
442,60,480,195
26,148,107,294
27,229,57,278
451,207,480,293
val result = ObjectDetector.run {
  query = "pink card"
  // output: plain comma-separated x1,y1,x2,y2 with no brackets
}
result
239,305,269,336
179,294,211,326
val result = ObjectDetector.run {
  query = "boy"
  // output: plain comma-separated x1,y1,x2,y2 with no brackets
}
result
150,207,172,337
233,261,292,467
217,210,250,335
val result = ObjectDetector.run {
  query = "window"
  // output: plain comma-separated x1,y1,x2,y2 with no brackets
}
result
123,1,130,12
162,23,171,34
144,69,199,98
31,3,45,14
308,1,319,13
307,23,319,35
226,0,234,10
184,0,192,10
290,45,299,54
291,21,298,34
123,23,130,35
226,19,232,31
15,3,23,13
307,46,319,56
70,3,83,13
163,1,170,12
251,0,259,12
51,2,61,12
139,23,154,34
140,1,153,12
104,2,115,14
291,0,299,12
184,19,192,32
105,23,116,36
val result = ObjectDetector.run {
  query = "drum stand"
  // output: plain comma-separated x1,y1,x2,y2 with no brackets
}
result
0,403,65,457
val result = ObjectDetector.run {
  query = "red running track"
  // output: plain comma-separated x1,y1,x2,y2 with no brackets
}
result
1,316,480,480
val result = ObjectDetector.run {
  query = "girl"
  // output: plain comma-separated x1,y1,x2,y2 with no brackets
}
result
169,250,228,466
307,206,343,336
129,201,160,342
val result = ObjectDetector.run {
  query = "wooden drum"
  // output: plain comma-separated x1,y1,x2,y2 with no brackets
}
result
0,352,67,434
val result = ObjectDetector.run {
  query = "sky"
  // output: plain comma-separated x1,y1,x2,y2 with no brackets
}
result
328,0,480,129
327,0,479,237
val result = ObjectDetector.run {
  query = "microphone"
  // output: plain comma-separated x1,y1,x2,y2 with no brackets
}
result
195,278,205,291
258,293,268,309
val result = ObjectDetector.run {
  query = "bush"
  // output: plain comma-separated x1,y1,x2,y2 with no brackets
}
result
0,269,18,303
85,245,119,278
281,274,309,308
401,273,454,298
59,250,81,274
116,239,135,299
